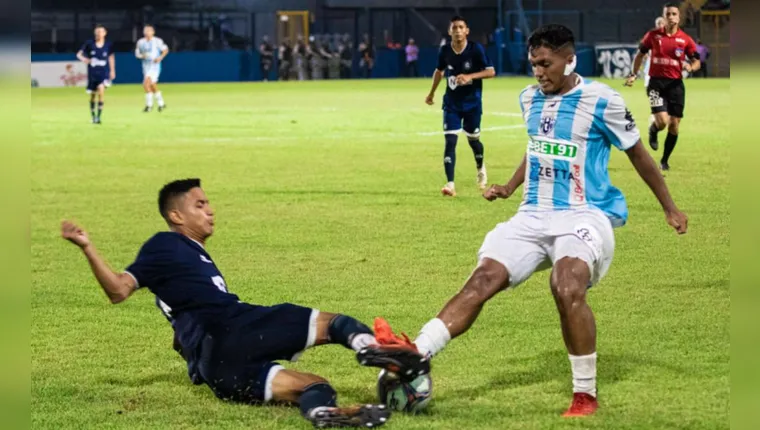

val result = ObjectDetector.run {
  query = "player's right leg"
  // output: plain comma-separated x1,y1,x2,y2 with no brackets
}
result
142,76,154,112
441,109,463,197
647,80,669,150
149,69,166,112
660,81,685,171
359,213,549,365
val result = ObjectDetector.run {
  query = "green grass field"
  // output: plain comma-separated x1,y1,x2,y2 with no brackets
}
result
31,78,729,429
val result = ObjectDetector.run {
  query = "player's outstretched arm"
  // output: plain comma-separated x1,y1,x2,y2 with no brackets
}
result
76,50,89,64
624,142,688,234
61,221,136,304
426,69,444,105
625,52,646,86
484,154,526,201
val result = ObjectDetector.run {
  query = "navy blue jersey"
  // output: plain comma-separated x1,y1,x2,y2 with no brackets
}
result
79,40,113,80
126,232,240,318
436,41,493,112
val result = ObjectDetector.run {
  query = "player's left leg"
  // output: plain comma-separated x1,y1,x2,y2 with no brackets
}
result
463,110,487,190
547,208,615,417
150,71,166,112
660,81,685,171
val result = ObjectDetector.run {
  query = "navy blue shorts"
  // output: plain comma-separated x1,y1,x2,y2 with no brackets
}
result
86,76,109,93
443,108,482,138
196,302,317,404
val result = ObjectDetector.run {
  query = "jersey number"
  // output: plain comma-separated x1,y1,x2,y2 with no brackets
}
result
211,276,228,292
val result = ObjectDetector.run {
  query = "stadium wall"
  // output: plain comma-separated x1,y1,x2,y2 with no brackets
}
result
31,44,597,84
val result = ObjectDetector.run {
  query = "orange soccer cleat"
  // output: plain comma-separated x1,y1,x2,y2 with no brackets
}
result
356,318,430,380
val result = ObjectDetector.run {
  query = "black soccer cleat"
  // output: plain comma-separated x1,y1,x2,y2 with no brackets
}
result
649,125,659,151
357,346,430,381
660,162,670,171
158,105,166,112
143,106,151,113
308,404,390,428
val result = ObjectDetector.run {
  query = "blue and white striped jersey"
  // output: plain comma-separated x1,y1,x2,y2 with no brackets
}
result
518,78,640,227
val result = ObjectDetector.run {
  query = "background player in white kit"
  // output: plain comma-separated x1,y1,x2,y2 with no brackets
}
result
359,24,688,418
135,24,169,112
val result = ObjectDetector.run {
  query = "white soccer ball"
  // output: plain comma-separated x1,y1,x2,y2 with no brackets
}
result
377,369,432,413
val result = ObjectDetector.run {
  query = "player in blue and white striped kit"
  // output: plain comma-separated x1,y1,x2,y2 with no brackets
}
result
360,24,689,418
135,25,169,112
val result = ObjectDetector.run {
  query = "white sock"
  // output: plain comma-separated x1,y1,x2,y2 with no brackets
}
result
145,92,154,108
155,91,165,107
350,333,376,352
413,318,451,358
569,352,597,397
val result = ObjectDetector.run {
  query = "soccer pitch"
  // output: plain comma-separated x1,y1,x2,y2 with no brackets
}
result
31,78,729,429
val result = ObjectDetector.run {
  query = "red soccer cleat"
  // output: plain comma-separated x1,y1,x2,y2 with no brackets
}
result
562,393,599,417
356,318,430,380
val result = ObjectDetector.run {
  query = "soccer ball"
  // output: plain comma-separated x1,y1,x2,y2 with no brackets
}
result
377,369,432,413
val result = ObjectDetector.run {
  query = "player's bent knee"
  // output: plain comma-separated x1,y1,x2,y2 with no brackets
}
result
460,260,509,304
551,257,590,306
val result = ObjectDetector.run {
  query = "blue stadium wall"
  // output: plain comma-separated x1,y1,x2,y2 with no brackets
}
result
31,44,596,83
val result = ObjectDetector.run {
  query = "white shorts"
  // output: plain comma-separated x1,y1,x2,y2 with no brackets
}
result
478,208,615,287
143,65,161,83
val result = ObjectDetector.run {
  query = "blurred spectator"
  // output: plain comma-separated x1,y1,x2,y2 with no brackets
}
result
359,35,374,79
405,38,419,77
294,35,308,80
695,39,710,77
278,39,292,81
259,35,274,81
338,39,352,79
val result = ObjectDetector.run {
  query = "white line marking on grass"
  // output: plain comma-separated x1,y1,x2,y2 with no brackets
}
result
416,124,524,136
489,112,524,117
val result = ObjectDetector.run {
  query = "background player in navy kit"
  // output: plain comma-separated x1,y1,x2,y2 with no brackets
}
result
76,25,115,125
426,16,495,197
60,178,428,428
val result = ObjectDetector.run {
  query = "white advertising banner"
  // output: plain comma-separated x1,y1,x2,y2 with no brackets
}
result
31,61,88,88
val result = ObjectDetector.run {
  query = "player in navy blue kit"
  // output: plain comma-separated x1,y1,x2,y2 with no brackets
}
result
76,25,115,124
426,16,495,197
61,179,428,428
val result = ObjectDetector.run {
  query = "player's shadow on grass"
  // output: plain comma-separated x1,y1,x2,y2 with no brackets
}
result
435,349,690,403
102,371,187,387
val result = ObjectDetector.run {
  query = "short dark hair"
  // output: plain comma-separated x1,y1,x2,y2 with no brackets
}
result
663,2,680,9
94,24,106,30
158,178,201,221
450,15,467,25
144,23,154,28
527,24,575,53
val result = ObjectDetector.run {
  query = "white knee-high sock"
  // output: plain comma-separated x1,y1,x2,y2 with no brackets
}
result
413,318,451,358
569,352,597,397
155,91,165,107
145,92,154,108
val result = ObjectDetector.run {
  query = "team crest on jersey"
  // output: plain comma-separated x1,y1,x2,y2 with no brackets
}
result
540,116,556,134
674,48,683,58
464,61,471,71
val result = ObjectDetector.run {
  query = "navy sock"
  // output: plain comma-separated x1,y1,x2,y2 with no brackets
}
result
468,139,484,169
90,101,96,118
444,134,457,182
661,133,678,164
328,314,373,350
299,383,337,417
649,123,659,135
97,101,103,119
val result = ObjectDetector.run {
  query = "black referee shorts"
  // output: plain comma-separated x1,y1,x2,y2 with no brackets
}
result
647,77,686,118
